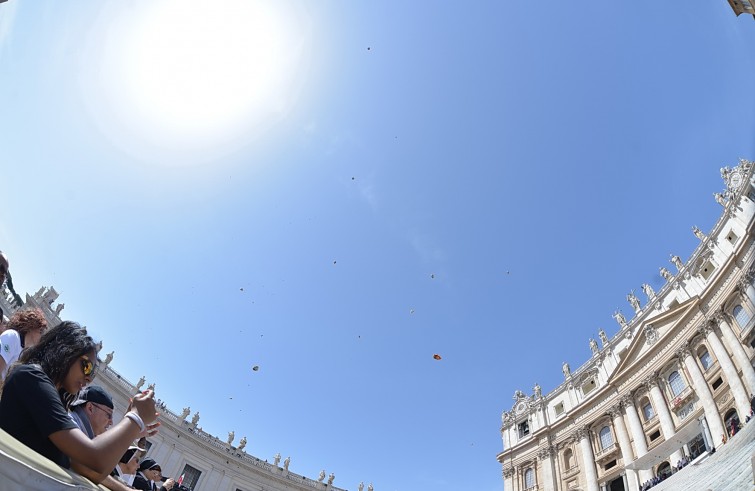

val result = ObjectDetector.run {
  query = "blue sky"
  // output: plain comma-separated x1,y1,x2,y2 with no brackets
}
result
1,2,754,491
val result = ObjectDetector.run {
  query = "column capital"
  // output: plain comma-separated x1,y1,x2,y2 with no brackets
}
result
537,445,556,459
697,320,715,336
574,425,591,441
608,403,624,419
620,393,636,409
675,341,692,361
642,372,660,390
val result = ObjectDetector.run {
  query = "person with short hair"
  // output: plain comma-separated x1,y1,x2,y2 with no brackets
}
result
0,321,159,483
0,307,48,380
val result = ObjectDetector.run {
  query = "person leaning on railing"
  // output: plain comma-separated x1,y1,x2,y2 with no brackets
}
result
0,321,160,484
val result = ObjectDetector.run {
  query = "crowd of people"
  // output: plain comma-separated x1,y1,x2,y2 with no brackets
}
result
0,250,177,491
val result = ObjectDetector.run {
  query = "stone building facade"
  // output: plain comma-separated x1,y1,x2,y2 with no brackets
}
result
497,159,755,491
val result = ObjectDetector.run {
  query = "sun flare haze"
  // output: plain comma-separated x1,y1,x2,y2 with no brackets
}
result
94,0,310,163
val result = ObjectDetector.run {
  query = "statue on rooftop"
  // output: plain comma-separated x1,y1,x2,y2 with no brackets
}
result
660,267,673,281
692,226,706,241
368,483,374,491
136,376,145,390
627,291,641,314
227,431,235,445
274,453,281,466
328,473,335,485
714,192,727,206
613,310,628,329
238,437,247,451
589,338,599,355
55,303,65,315
598,329,608,346
102,351,114,367
180,407,190,420
318,470,326,482
670,254,684,271
641,283,655,299
147,382,155,391
513,390,525,401
191,412,200,425
284,456,290,470
359,483,364,491
533,383,541,398
95,340,103,353
562,362,571,378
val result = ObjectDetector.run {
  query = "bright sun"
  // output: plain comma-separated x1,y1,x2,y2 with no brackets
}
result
100,0,309,159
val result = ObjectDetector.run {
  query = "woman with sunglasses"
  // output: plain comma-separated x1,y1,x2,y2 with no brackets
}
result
0,307,48,381
0,321,159,483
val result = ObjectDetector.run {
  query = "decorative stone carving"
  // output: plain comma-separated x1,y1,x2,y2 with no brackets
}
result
692,226,706,241
627,291,641,313
598,329,608,346
642,373,659,390
714,192,727,206
318,470,326,482
284,456,290,470
660,267,673,281
179,407,190,420
590,338,599,355
102,351,114,367
513,390,525,401
238,437,247,451
368,483,374,491
644,324,658,345
641,283,655,300
328,473,335,485
227,431,235,445
670,255,684,271
136,376,146,390
675,342,692,361
274,453,281,466
613,311,628,329
562,362,571,379
573,426,590,440
191,412,200,426
147,382,155,391
533,383,542,399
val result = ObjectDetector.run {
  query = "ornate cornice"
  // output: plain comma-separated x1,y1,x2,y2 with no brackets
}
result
573,425,591,441
642,372,660,390
675,342,692,361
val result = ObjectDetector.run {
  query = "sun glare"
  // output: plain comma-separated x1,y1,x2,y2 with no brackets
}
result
96,0,310,162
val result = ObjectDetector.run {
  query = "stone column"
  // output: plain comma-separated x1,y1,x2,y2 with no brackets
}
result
609,404,638,491
622,395,653,483
716,312,755,394
701,322,752,419
576,427,599,491
645,375,684,463
738,273,755,312
677,344,726,446
503,467,515,491
538,447,557,491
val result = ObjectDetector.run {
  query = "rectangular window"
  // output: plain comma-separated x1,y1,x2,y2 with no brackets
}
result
712,377,723,390
642,403,655,421
649,430,661,442
554,402,564,416
180,464,202,490
518,421,530,438
726,229,740,245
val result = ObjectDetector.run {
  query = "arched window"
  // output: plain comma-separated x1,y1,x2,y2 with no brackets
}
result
524,468,535,489
668,371,686,396
697,347,713,371
641,397,655,421
563,448,573,469
599,426,614,449
733,304,751,328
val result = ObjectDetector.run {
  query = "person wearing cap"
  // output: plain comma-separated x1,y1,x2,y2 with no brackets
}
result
112,445,143,487
133,459,174,491
69,385,148,491
69,386,114,438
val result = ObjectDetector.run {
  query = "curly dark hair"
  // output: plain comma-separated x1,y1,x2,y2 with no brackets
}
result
18,321,97,402
7,308,47,346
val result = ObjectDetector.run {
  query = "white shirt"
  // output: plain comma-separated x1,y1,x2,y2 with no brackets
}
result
0,330,22,380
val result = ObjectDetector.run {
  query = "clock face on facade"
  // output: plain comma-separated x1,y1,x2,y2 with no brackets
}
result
516,402,527,414
729,170,744,190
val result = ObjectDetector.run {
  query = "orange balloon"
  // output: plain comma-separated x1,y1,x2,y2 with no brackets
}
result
433,354,442,360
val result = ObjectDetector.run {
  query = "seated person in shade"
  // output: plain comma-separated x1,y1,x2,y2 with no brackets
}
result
0,307,48,380
0,321,159,483
133,459,174,491
112,445,143,487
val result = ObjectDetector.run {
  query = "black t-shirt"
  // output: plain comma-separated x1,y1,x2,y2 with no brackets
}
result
0,364,78,468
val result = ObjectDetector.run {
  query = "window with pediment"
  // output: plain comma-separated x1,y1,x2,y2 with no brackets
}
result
524,468,535,489
697,346,713,371
668,371,686,396
599,426,613,449
733,304,750,328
